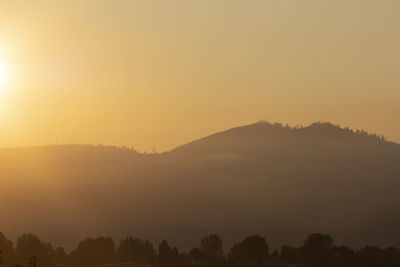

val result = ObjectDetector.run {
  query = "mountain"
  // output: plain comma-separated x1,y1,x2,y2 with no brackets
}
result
1,122,400,250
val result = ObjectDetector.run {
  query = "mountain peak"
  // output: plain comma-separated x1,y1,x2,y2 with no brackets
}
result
173,121,388,154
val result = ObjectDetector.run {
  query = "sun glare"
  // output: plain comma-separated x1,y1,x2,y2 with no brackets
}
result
0,59,6,88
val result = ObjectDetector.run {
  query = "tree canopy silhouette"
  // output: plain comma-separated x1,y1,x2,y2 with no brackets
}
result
229,235,269,266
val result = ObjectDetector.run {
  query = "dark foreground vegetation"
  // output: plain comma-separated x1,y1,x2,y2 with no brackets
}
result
1,232,400,267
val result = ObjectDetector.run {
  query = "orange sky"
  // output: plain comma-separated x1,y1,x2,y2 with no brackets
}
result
0,0,399,151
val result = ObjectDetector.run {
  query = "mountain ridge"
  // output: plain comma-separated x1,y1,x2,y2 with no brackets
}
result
0,121,399,251
0,121,392,154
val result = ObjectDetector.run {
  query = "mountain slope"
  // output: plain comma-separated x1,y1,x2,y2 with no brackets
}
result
1,122,400,250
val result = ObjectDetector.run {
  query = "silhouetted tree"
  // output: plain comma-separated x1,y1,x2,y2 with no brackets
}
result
302,233,334,267
15,234,53,267
158,241,182,267
116,236,156,265
382,247,400,266
158,240,172,267
0,232,14,266
51,246,68,264
27,256,37,267
270,249,280,261
73,236,115,266
229,235,269,266
280,245,297,263
356,246,384,267
199,234,224,267
332,245,355,267
170,247,182,266
189,247,202,264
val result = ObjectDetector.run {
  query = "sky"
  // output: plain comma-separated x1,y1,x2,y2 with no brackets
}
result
0,0,399,151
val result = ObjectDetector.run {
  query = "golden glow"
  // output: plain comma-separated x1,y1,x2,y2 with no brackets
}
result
0,49,15,106
0,58,6,89
0,1,400,150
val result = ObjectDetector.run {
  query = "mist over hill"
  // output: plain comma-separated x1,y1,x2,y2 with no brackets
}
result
1,122,400,251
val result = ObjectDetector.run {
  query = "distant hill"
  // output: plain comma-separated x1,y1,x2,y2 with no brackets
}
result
1,122,400,251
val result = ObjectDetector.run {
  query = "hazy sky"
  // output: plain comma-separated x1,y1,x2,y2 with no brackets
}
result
0,0,399,151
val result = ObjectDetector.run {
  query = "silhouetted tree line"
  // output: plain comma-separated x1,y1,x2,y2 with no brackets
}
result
2,231,400,267
256,121,387,142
